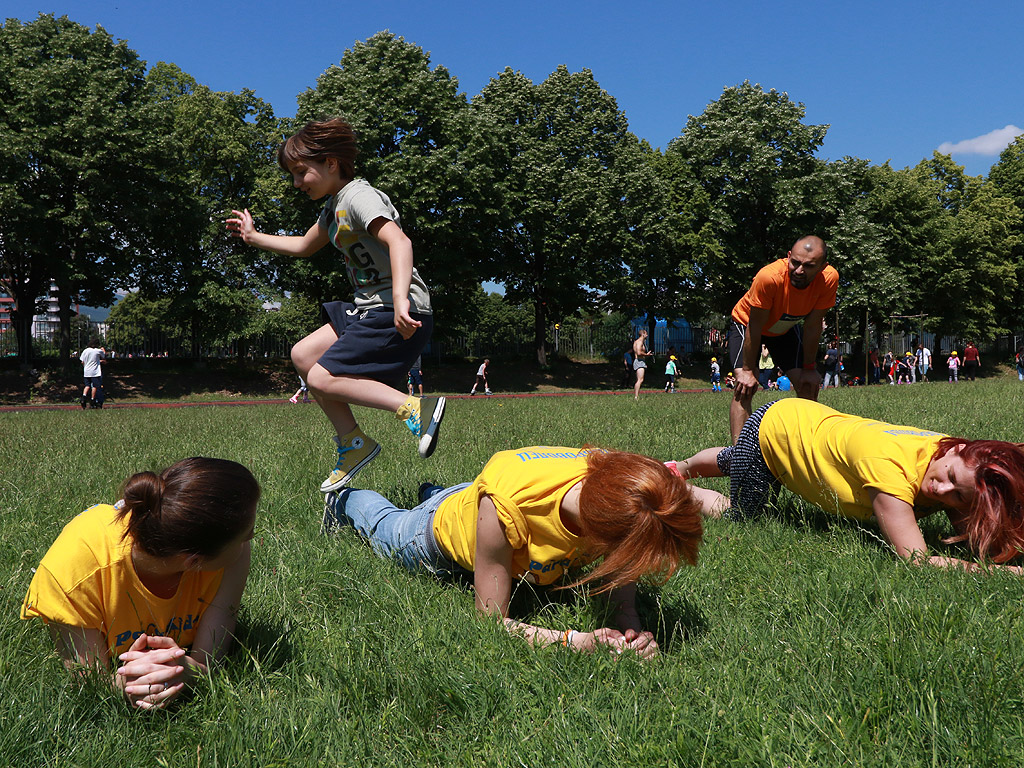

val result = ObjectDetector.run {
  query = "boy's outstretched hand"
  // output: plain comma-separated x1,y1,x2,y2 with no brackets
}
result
225,209,255,242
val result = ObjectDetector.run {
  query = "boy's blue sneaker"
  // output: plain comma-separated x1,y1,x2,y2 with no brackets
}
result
418,481,445,503
404,396,446,458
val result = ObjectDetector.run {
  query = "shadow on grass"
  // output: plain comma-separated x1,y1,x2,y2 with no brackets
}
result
635,587,709,652
232,615,297,673
752,492,991,567
501,576,708,654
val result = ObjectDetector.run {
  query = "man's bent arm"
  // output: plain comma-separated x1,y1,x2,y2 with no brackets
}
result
801,309,827,368
742,307,770,374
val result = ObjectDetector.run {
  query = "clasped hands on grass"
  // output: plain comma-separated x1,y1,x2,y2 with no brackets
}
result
116,633,194,710
503,618,659,660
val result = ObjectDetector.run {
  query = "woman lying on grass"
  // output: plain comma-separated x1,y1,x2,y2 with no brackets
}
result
324,446,709,658
21,458,260,710
671,399,1024,572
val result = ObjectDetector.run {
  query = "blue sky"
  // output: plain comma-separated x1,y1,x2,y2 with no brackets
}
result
5,0,1022,177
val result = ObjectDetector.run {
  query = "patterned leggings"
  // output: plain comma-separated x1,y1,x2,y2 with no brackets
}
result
717,402,781,519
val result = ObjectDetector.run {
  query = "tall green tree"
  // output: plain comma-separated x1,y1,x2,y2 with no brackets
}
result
599,144,718,336
140,62,286,356
289,31,487,325
0,14,170,361
805,159,897,352
471,65,639,364
989,135,1024,214
910,154,1020,339
859,163,950,340
986,135,1024,329
667,82,829,315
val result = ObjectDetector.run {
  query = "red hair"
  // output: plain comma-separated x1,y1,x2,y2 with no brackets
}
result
936,437,1024,562
278,118,358,180
574,449,703,593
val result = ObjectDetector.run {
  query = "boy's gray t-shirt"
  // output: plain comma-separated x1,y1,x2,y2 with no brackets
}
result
318,178,431,314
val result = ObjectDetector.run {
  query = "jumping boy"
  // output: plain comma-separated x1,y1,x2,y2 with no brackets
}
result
227,118,444,492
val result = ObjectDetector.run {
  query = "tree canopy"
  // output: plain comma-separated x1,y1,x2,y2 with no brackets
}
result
2,17,1020,364
0,14,171,361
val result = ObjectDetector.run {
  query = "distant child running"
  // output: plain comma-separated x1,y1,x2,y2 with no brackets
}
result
227,118,445,492
290,375,311,404
79,339,106,409
664,356,678,393
947,351,960,382
470,358,491,395
408,355,423,397
710,357,722,392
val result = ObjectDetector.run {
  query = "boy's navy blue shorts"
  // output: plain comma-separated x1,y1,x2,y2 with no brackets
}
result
318,301,433,390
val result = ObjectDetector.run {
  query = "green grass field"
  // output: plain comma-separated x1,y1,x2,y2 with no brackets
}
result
3,381,1024,767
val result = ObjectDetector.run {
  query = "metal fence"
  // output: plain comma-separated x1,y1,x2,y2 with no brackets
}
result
431,322,713,363
6,317,1020,365
0,320,292,360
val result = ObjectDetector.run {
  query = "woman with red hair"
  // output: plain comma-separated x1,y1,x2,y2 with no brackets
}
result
673,399,1024,572
325,447,709,658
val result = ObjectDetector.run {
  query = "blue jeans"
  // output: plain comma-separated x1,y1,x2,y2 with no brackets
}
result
324,482,472,577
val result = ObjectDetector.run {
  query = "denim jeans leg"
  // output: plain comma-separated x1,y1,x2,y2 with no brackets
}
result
325,483,471,575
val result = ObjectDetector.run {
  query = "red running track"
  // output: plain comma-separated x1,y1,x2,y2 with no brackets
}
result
0,388,712,413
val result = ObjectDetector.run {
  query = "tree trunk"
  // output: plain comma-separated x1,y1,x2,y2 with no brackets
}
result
7,277,44,363
57,284,74,373
533,293,548,367
10,302,34,363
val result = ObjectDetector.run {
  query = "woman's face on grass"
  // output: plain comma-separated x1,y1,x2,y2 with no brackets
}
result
920,444,977,512
195,512,256,571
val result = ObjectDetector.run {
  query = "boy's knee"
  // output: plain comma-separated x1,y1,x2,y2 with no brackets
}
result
291,341,315,375
306,365,334,392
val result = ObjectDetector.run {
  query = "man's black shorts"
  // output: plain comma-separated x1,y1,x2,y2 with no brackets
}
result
727,321,803,374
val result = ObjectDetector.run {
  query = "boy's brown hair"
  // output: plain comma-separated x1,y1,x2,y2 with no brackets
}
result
278,117,358,180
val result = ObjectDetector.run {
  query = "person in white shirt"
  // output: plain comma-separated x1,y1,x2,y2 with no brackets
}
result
470,358,492,395
917,343,932,382
79,340,106,409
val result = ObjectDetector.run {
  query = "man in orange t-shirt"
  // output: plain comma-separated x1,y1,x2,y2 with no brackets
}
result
727,235,838,441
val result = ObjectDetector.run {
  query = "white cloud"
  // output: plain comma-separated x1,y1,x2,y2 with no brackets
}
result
937,125,1023,156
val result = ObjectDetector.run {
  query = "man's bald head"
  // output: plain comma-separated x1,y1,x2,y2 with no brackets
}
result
792,235,827,261
787,236,828,289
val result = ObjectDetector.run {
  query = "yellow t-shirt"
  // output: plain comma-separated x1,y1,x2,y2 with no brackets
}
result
758,400,944,521
21,504,224,656
432,447,592,585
